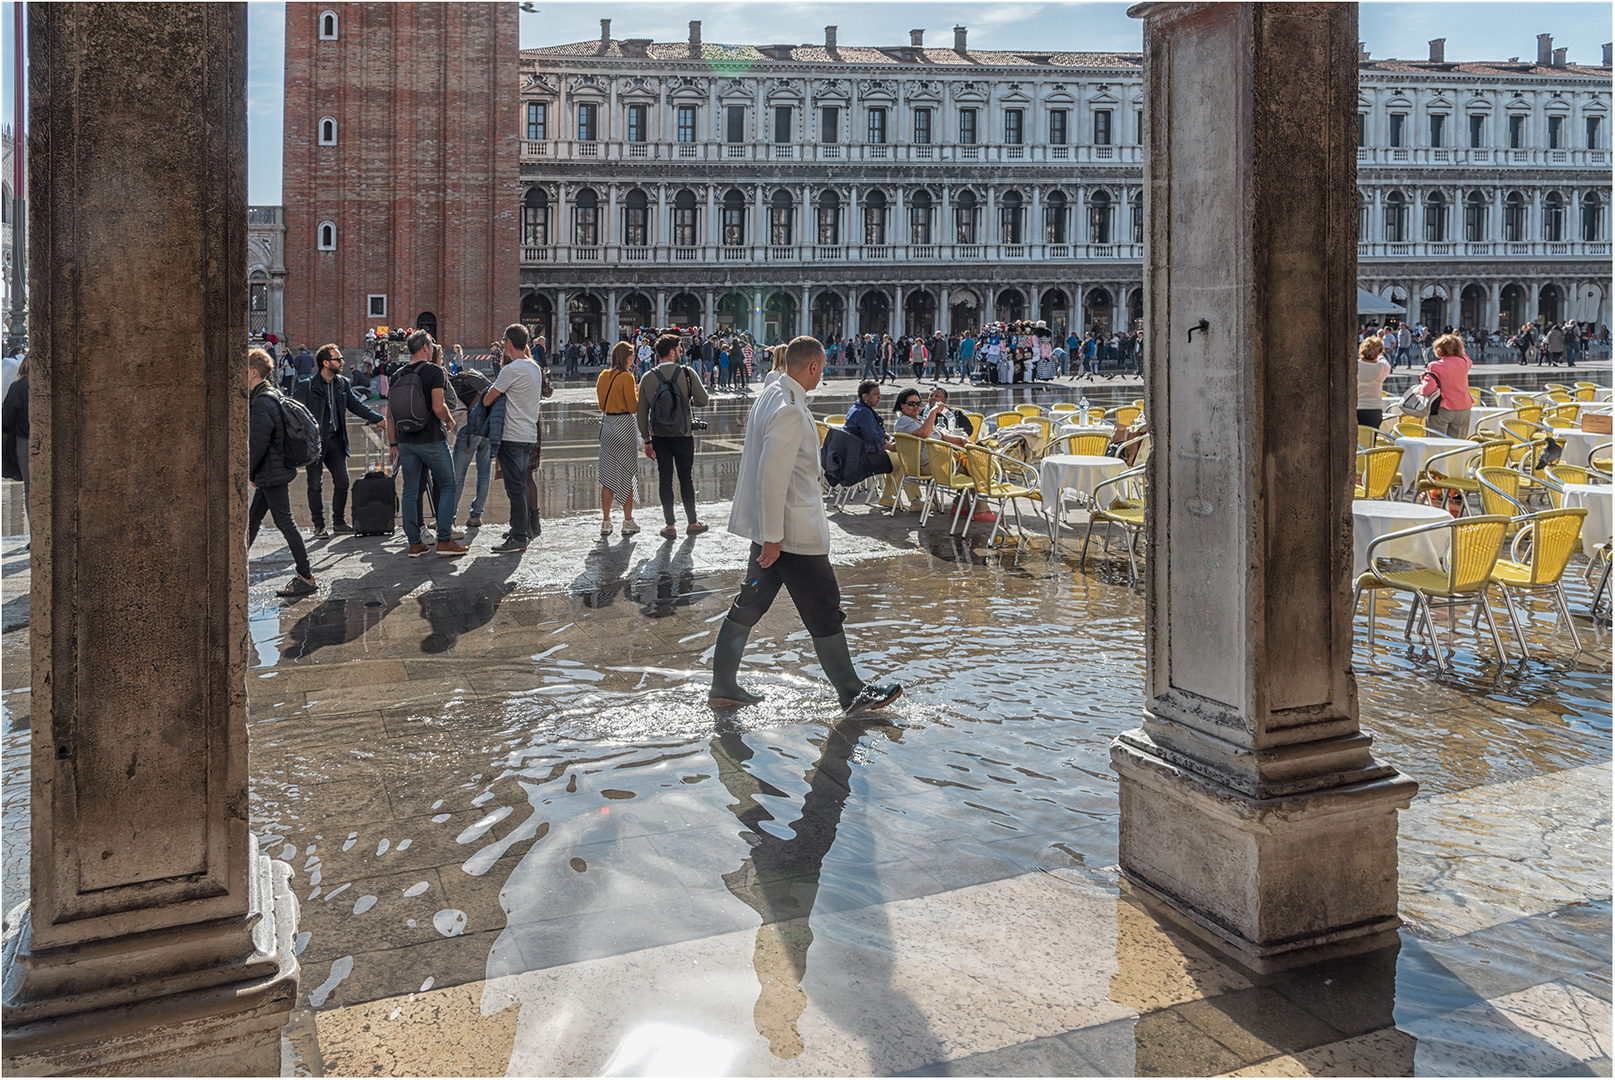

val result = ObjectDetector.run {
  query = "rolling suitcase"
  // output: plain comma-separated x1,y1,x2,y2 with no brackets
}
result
350,457,397,536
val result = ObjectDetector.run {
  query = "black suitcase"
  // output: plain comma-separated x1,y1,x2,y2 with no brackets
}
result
351,462,398,536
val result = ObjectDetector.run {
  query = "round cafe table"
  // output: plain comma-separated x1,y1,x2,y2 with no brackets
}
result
1559,483,1613,558
1040,453,1128,548
1494,389,1551,411
1469,406,1511,433
1394,435,1479,490
1352,500,1452,579
1554,428,1610,469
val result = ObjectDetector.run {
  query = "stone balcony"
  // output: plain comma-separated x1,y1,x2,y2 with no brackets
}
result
1356,146,1610,168
520,140,1144,166
518,241,1144,266
1357,239,1610,260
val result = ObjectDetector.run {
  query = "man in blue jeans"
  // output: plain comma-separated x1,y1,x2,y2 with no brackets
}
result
482,323,548,553
386,330,468,558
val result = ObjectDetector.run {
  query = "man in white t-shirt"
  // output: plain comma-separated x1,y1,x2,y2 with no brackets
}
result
482,323,547,553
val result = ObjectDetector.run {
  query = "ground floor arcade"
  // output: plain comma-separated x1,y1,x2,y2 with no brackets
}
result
1361,268,1609,332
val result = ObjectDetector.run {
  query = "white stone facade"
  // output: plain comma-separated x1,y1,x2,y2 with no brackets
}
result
515,27,1612,347
248,205,287,341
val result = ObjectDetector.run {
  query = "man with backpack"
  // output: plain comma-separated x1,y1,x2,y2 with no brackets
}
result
386,330,468,558
637,332,711,540
481,323,549,554
247,348,319,597
294,343,386,538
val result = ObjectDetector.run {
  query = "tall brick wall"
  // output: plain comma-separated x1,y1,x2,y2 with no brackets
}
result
283,2,517,351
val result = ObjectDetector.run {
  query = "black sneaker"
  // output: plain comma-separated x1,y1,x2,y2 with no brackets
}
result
491,537,528,554
311,526,331,540
332,523,354,535
276,575,318,598
466,516,482,528
842,681,903,715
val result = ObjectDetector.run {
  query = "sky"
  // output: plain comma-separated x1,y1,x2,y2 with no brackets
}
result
0,1,1610,205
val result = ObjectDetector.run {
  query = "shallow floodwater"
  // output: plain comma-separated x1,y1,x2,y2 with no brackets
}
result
1,368,1609,1075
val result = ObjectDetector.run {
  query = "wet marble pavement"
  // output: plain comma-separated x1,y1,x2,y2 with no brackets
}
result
1,368,1610,1077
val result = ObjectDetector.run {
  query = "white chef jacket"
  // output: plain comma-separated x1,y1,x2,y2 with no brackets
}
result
727,372,830,555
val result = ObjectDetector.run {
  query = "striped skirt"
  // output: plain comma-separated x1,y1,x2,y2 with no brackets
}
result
598,413,640,498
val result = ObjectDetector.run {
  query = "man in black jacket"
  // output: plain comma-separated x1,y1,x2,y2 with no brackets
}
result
247,349,318,598
294,343,387,538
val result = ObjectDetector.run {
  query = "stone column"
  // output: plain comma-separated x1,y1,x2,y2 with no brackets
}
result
2,6,298,1074
655,288,668,328
1115,1,1416,974
1488,280,1503,331
704,288,716,334
801,284,811,340
939,286,951,334
894,283,905,338
556,288,569,344
606,287,619,343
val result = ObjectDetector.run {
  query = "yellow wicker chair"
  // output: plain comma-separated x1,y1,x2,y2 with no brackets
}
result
1050,431,1112,457
1573,384,1597,401
1590,441,1612,476
815,420,830,447
825,415,846,427
1489,508,1589,658
994,410,1026,432
1487,385,1518,406
1081,463,1148,586
923,438,976,530
1475,466,1532,525
1545,463,1602,489
1544,383,1571,394
1114,405,1142,426
960,444,1046,546
1515,405,1544,426
1355,445,1405,500
1050,402,1079,414
1467,386,1486,406
1414,440,1509,512
887,432,931,514
1016,403,1043,419
1394,418,1427,438
964,412,987,444
1359,425,1394,449
1352,515,1512,673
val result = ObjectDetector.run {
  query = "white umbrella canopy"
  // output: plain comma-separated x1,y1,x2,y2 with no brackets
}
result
1357,289,1406,316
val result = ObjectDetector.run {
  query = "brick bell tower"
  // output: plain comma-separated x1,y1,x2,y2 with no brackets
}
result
283,2,518,351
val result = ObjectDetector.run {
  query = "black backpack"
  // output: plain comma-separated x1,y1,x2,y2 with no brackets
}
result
272,389,322,469
649,366,692,438
390,361,433,433
450,368,491,409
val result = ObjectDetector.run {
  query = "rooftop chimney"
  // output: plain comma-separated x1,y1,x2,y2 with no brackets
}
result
689,20,701,58
910,29,924,48
955,25,968,53
1537,33,1553,66
825,25,837,51
1358,41,1370,61
1604,42,1612,66
601,18,611,42
1552,47,1567,67
1428,38,1444,63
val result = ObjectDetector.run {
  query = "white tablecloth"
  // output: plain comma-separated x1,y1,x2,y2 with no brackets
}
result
1596,388,1614,403
1561,484,1613,558
1040,454,1127,507
1470,406,1511,433
1352,501,1453,578
1394,435,1478,489
1556,429,1611,469
1494,390,1551,411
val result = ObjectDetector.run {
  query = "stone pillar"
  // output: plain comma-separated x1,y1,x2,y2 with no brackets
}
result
939,286,951,335
894,283,905,338
2,5,298,1074
556,288,569,344
801,284,811,341
1114,1,1416,974
705,288,716,334
1488,280,1502,332
606,287,619,343
655,288,668,328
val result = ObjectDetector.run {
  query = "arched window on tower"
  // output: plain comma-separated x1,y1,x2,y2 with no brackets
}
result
909,190,933,245
1543,191,1565,242
319,10,338,39
1503,190,1526,241
1583,192,1604,242
317,220,336,250
523,187,550,246
1464,190,1487,242
1383,190,1407,242
816,190,840,246
1423,191,1447,242
319,116,337,145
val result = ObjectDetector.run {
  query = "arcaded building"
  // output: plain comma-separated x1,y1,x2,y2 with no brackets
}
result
282,2,520,350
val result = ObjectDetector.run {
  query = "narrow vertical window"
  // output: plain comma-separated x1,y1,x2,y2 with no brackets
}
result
318,116,336,145
677,106,696,143
319,11,337,39
318,221,336,250
1547,115,1563,149
1389,113,1405,147
1587,116,1602,150
1508,114,1525,149
1004,108,1023,145
1049,109,1067,145
1468,114,1484,148
627,104,646,143
773,105,793,144
914,108,932,145
725,106,745,143
577,103,597,142
867,107,887,144
1093,109,1112,146
820,106,839,143
1429,113,1445,148
959,108,977,145
526,102,547,140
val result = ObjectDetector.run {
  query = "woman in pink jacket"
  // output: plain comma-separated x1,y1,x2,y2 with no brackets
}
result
1419,334,1473,439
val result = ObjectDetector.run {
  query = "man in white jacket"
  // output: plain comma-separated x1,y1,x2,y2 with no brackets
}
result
711,336,903,714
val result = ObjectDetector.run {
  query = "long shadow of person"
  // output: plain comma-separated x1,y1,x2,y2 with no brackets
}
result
568,536,637,610
711,713,945,1066
628,536,710,619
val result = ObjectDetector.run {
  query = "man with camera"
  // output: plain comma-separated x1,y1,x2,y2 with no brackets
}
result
636,333,710,540
294,343,387,537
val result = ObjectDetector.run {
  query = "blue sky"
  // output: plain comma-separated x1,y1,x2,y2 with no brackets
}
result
1,2,1610,205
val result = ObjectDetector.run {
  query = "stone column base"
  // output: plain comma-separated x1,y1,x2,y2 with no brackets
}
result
1111,730,1418,974
1,858,299,1077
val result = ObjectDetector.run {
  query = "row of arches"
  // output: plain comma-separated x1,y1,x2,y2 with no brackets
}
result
1365,189,1603,243
521,186,1141,248
518,285,1143,346
1370,280,1605,332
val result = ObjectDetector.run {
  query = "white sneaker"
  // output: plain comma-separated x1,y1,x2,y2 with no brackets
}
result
600,518,613,537
620,520,641,537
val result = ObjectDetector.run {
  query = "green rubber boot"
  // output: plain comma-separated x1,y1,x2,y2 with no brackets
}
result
709,618,765,708
812,631,903,714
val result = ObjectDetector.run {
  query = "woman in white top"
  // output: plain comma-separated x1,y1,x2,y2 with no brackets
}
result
1356,335,1392,430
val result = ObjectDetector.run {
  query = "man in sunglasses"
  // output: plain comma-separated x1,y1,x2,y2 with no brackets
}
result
294,343,387,537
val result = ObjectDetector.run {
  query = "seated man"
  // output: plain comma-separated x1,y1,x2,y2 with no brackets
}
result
926,387,974,444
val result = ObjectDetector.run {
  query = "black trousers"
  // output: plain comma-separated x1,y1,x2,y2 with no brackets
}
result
727,543,846,639
497,440,535,542
305,438,350,528
651,435,697,525
248,483,313,579
1356,408,1383,430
